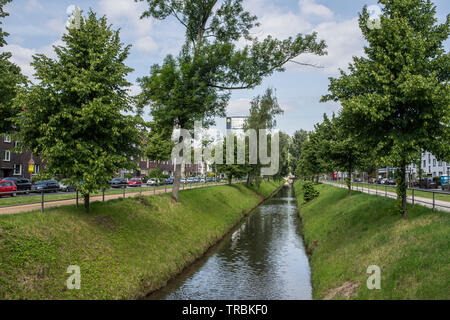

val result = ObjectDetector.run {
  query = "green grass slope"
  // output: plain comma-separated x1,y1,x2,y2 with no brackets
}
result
0,181,282,299
295,181,449,300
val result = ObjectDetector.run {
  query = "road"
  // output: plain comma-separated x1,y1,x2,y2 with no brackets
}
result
0,182,226,216
323,181,450,213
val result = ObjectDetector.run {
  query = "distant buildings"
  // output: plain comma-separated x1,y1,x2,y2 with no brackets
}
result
0,135,43,180
407,151,450,179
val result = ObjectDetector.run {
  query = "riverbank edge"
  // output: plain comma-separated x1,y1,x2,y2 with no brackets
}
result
144,180,286,298
0,180,285,299
293,181,450,300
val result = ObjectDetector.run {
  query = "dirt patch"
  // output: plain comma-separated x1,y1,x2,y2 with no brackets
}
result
306,240,319,255
90,215,116,231
323,281,359,300
136,196,153,208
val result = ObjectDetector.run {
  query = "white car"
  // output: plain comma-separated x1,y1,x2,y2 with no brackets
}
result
147,179,157,186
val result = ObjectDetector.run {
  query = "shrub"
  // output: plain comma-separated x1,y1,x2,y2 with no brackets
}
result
302,181,320,202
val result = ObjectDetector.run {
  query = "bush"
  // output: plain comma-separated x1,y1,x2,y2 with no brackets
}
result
302,181,320,202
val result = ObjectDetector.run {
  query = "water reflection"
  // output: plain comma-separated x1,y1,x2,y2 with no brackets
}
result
149,185,312,300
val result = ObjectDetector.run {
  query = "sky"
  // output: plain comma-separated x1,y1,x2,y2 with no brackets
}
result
2,0,449,135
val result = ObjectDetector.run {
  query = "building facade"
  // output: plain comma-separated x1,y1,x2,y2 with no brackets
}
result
0,135,43,180
407,151,450,179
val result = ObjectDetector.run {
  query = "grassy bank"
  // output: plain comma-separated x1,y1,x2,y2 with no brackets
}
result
295,181,449,300
0,180,282,299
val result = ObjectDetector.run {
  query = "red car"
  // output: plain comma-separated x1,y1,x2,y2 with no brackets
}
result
127,178,142,187
0,180,18,197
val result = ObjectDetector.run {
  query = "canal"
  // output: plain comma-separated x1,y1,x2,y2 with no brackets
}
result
148,185,312,300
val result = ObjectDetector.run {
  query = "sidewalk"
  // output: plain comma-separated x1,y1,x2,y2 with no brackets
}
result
323,181,450,213
0,183,225,216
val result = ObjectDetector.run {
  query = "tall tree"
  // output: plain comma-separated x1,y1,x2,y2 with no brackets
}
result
290,129,308,174
244,88,284,186
0,0,26,134
137,0,327,202
322,0,449,217
14,11,142,212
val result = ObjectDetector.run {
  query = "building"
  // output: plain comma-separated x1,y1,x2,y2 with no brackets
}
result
0,135,43,180
226,116,249,130
407,151,450,179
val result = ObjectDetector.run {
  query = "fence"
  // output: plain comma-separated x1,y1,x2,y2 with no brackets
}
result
0,179,245,213
323,178,450,212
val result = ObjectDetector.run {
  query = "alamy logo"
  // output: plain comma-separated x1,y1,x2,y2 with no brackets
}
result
367,5,382,30
66,5,81,30
172,122,280,176
66,265,81,290
366,265,381,290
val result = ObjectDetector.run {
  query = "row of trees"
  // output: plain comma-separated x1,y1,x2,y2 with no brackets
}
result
0,0,326,211
294,0,449,217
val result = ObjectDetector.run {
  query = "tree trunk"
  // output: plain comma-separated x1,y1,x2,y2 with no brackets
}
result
246,174,250,187
84,194,90,213
228,174,232,185
347,169,352,196
396,160,408,217
171,135,184,202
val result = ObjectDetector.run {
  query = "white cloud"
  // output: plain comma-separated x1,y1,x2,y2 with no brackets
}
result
227,98,251,116
299,0,334,19
98,0,153,36
298,17,365,74
4,44,36,79
135,36,159,53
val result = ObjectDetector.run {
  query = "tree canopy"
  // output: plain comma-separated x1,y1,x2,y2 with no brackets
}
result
13,11,142,212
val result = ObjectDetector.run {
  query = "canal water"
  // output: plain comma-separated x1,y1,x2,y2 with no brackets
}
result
148,185,312,300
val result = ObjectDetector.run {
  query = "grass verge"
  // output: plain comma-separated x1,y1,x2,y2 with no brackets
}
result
295,181,449,300
0,180,282,299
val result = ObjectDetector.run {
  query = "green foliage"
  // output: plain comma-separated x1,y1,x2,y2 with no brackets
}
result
137,0,327,200
13,11,142,206
321,0,450,215
295,182,450,300
0,0,27,134
290,129,308,173
302,181,320,202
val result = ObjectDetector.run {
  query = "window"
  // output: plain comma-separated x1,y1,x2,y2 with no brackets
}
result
423,160,426,167
3,136,11,143
428,154,431,162
438,161,443,167
3,150,10,161
33,164,40,175
433,159,437,167
14,141,19,147
13,164,22,176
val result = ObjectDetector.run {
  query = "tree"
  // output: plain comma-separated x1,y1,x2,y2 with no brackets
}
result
324,115,368,195
137,0,327,202
144,121,174,169
244,88,284,186
276,132,291,181
14,11,142,212
290,129,308,174
321,0,449,217
0,0,26,134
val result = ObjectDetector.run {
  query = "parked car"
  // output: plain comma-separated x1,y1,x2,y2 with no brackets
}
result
180,178,187,184
147,179,158,186
419,178,437,189
127,178,142,187
354,178,362,183
31,180,60,193
0,180,17,197
187,177,195,184
165,178,174,185
59,179,77,192
110,178,127,188
2,177,32,193
386,178,396,185
206,177,214,183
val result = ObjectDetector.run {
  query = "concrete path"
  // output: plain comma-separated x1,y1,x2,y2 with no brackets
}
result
0,183,226,216
322,181,450,213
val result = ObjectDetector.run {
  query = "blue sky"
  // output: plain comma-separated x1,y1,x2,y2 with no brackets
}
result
2,0,449,135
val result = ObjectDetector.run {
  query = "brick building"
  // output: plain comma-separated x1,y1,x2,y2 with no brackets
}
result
0,135,43,180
